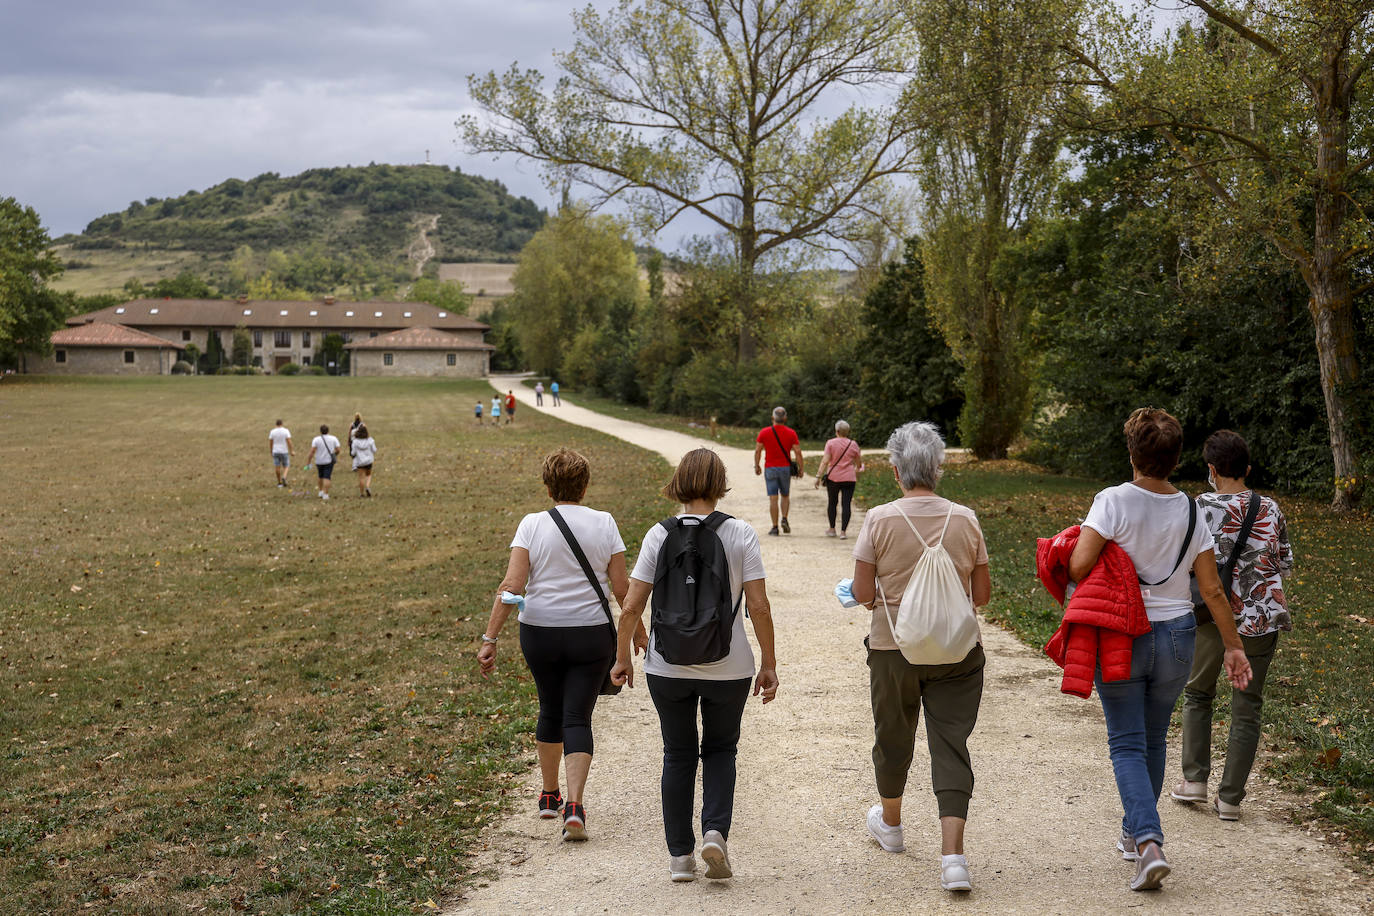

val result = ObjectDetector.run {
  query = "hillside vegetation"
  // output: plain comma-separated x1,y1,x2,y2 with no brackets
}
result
53,164,545,296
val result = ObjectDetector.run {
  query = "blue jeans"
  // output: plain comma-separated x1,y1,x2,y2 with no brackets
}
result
1095,614,1196,847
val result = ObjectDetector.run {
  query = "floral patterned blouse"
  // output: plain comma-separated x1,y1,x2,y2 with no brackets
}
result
1197,491,1294,636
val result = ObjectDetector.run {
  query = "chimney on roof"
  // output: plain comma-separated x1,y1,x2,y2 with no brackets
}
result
324,296,336,306
237,295,248,305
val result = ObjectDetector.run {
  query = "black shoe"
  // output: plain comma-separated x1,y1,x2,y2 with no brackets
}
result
562,802,588,841
538,789,562,819
767,526,780,536
780,517,791,534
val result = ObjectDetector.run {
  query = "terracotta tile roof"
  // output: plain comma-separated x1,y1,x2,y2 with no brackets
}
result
345,326,496,351
51,321,179,348
67,298,490,332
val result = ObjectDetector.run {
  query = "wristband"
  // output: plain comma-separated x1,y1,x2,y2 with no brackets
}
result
481,634,499,644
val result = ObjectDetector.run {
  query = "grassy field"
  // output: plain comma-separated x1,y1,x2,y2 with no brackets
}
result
0,376,669,913
855,458,1374,859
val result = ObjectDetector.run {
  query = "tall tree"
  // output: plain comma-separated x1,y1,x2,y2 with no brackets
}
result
509,206,641,375
907,0,1080,457
1075,0,1374,508
461,0,922,362
0,198,64,369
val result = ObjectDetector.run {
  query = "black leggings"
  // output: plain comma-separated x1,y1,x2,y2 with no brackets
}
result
825,479,856,532
647,674,752,856
519,622,613,756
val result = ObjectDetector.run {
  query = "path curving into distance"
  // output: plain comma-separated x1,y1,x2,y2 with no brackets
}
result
446,377,1372,914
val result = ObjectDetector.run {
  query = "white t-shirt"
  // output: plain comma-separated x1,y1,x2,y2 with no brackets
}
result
1082,482,1216,621
351,437,376,469
631,514,766,681
309,434,340,465
511,506,626,627
268,427,291,454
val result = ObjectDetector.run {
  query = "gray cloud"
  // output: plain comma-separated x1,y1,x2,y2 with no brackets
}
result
1,0,576,236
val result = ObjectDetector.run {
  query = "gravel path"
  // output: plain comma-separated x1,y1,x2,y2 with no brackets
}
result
449,379,1372,914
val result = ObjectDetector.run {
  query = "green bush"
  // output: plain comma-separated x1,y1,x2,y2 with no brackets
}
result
215,365,263,376
277,362,301,376
304,365,327,375
170,360,193,375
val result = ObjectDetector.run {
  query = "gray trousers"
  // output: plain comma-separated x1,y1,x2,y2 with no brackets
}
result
868,642,985,819
1180,621,1280,805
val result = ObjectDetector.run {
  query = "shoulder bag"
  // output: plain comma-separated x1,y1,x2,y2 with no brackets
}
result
1192,493,1263,625
771,426,800,477
547,507,621,696
820,439,858,486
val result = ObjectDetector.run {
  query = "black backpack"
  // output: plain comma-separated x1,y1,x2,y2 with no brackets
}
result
650,512,741,665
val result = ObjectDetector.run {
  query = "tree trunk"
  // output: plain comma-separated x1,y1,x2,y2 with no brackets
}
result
1310,66,1362,510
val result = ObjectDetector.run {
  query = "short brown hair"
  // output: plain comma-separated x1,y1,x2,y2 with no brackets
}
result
542,448,591,502
662,448,729,503
1123,407,1183,479
1203,429,1250,479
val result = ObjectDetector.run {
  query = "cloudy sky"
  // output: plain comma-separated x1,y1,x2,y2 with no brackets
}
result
1,0,577,239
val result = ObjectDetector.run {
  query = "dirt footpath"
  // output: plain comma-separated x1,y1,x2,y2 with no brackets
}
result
448,379,1372,915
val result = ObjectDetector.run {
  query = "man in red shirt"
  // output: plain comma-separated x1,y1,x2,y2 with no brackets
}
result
505,390,517,425
754,405,804,536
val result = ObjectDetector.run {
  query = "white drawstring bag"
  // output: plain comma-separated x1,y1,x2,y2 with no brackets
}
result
876,504,981,666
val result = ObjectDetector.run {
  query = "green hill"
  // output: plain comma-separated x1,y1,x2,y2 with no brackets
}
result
53,164,546,296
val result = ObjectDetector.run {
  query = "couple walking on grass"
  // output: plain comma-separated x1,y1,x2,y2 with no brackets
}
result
266,412,377,499
477,408,1291,895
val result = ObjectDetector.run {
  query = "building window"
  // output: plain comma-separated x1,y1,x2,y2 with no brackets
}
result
446,353,456,366
252,330,263,348
301,331,311,348
369,331,378,338
181,330,191,341
302,355,311,366
55,349,66,363
340,332,352,343
274,330,291,348
383,353,394,366
123,350,135,364
252,355,263,368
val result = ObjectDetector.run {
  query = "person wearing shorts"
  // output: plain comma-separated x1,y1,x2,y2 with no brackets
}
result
308,424,341,500
474,401,484,424
351,423,377,497
506,390,517,425
268,419,293,488
753,406,803,536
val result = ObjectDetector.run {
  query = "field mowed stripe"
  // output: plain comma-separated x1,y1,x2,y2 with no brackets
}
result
0,376,669,913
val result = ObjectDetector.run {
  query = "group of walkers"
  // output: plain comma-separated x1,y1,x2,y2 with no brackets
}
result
752,406,864,538
267,411,377,498
478,405,1292,895
477,390,520,426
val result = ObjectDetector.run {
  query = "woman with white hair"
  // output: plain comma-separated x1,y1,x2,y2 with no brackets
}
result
814,419,863,538
849,421,990,893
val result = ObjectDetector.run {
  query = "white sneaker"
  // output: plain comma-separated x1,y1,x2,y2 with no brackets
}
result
321,493,330,500
669,854,696,882
866,805,905,853
1171,779,1207,803
1214,797,1242,821
940,854,972,892
701,830,732,879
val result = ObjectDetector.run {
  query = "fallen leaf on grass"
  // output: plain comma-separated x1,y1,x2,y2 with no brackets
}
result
1317,747,1343,768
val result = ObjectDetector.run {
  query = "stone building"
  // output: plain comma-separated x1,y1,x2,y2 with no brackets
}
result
43,297,492,376
32,321,180,375
346,327,494,376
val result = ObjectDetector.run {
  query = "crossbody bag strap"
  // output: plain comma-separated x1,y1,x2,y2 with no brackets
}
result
547,508,617,635
1219,493,1263,588
1139,496,1197,587
771,426,790,464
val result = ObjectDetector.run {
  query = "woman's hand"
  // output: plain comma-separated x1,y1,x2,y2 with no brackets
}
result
477,642,497,677
753,666,779,704
610,658,634,689
1223,647,1253,690
813,478,821,489
633,622,649,656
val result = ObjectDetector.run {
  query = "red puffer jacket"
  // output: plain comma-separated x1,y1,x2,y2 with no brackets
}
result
1037,525,1151,698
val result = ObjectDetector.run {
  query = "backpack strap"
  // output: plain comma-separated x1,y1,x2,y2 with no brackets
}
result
890,501,931,549
1139,496,1197,587
547,508,617,637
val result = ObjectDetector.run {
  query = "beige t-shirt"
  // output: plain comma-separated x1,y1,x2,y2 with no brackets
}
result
852,495,989,650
